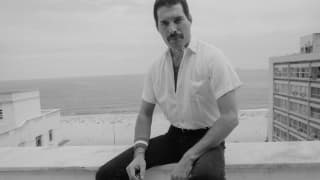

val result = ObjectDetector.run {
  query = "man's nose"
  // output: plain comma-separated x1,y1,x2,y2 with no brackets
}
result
168,23,177,34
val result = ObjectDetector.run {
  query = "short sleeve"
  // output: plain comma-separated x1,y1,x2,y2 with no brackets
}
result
210,50,243,99
141,66,157,104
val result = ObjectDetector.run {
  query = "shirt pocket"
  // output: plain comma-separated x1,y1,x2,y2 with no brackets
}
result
189,79,211,101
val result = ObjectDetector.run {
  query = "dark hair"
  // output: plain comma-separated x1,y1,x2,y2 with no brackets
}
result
153,0,192,28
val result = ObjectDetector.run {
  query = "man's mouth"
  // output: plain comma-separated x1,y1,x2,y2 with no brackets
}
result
167,33,184,42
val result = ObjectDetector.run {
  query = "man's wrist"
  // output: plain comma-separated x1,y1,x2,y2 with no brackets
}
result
183,151,199,163
133,140,148,158
134,147,146,158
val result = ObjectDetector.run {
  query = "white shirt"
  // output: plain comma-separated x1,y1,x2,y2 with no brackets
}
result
142,39,242,129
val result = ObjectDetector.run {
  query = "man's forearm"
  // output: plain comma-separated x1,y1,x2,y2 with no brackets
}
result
183,113,238,162
133,113,153,157
134,113,152,142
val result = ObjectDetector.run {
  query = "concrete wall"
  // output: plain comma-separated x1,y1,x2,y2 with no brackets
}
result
12,91,41,126
300,33,320,53
0,109,61,147
268,57,274,141
0,141,320,180
0,91,41,133
0,102,15,133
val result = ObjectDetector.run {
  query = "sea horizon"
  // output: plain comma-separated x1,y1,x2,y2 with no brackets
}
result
0,69,269,115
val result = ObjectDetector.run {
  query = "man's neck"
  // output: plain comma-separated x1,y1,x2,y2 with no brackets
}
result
169,41,190,68
170,48,184,68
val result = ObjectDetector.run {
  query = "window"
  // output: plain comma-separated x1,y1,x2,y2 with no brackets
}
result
0,108,3,120
49,130,53,142
288,134,298,141
298,122,308,134
274,112,288,125
273,127,280,137
311,107,320,119
283,67,288,77
310,127,320,140
36,135,42,147
311,87,320,98
311,66,320,80
274,65,288,78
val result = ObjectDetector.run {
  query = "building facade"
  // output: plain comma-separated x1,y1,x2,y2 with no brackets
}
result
0,90,61,147
268,33,320,141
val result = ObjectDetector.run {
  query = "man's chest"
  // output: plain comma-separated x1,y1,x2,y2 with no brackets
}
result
153,60,212,103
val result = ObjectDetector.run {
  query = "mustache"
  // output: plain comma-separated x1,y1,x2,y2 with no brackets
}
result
167,32,184,41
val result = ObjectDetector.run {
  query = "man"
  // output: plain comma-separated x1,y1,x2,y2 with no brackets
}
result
96,0,242,180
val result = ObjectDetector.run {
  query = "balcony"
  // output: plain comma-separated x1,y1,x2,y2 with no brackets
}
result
0,141,320,180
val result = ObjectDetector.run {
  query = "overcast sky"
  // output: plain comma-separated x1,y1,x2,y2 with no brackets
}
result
1,0,319,80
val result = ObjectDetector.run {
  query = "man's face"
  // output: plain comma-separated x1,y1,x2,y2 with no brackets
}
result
157,4,191,50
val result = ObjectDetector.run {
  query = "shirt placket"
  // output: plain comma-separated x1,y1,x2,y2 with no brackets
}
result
175,50,188,129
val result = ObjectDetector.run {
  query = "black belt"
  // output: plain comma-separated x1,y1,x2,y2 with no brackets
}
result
168,125,210,135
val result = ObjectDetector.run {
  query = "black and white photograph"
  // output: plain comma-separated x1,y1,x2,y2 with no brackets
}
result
0,0,320,180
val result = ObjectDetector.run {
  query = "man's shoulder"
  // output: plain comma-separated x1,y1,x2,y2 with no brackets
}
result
147,52,168,74
195,39,227,65
196,39,224,56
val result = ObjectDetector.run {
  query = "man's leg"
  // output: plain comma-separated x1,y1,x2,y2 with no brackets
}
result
95,132,180,180
189,143,226,180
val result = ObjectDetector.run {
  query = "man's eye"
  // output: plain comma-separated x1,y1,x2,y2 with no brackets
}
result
161,21,169,26
174,19,182,24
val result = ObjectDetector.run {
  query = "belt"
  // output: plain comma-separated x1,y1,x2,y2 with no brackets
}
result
169,125,210,134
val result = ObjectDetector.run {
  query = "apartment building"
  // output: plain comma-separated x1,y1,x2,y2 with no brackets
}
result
268,33,320,141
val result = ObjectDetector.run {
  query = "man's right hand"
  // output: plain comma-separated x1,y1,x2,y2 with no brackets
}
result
126,153,146,180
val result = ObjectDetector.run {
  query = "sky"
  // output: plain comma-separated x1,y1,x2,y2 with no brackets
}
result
0,0,319,81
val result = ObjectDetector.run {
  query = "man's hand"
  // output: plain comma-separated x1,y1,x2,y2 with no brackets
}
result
126,154,146,180
170,156,194,180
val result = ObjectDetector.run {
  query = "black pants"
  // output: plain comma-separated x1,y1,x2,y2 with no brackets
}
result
96,126,226,180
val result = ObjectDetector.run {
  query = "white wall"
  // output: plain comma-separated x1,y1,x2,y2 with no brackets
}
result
0,91,41,134
0,110,61,147
12,95,41,126
0,102,15,133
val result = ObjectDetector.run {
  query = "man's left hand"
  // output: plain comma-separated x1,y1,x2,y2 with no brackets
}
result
170,156,194,180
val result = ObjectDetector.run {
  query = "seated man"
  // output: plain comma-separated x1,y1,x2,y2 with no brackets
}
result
96,0,242,179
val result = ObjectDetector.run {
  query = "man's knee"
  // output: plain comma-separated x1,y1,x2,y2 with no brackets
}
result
95,166,112,180
95,165,128,180
95,167,105,180
190,166,225,180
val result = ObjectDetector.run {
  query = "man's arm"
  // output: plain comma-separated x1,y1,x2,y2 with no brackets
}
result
170,90,239,180
183,89,239,161
126,100,155,180
133,100,155,156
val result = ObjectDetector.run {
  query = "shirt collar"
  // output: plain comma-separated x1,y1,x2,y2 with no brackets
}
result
165,37,198,57
187,37,198,54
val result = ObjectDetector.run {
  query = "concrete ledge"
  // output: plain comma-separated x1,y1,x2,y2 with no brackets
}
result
0,141,320,180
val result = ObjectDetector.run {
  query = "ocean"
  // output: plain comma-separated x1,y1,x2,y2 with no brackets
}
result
0,69,269,115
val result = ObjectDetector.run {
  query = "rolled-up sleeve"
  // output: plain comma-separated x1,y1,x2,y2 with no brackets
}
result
210,50,243,99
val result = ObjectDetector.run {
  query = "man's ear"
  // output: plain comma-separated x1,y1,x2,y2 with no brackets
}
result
188,14,192,23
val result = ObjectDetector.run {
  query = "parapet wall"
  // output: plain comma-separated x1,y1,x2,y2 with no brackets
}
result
0,141,320,180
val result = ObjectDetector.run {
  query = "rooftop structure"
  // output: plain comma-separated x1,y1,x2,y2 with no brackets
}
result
0,90,61,147
300,33,320,54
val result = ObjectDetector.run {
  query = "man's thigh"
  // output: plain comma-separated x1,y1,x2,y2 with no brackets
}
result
189,144,226,180
96,133,179,180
